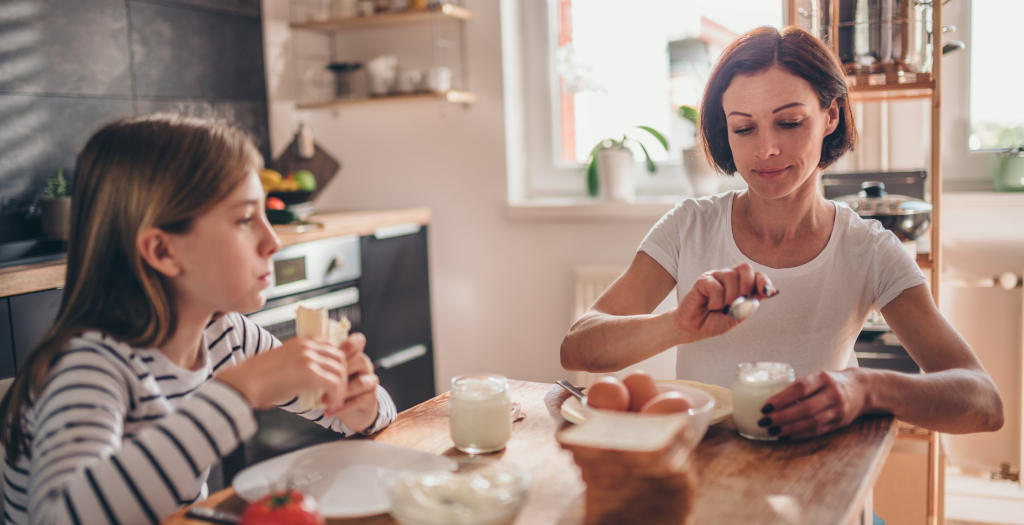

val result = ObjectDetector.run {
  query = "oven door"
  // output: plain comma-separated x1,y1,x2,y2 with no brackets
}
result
247,284,361,341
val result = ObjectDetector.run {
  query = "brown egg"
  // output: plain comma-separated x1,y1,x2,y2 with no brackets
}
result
585,376,630,411
640,391,693,414
622,371,659,412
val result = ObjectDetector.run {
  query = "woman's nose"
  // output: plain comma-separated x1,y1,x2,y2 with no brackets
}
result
755,130,780,159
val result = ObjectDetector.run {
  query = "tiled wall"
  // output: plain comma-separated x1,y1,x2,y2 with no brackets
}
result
0,0,269,243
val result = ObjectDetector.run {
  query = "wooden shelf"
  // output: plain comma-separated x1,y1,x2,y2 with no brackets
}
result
296,90,475,109
848,74,935,103
290,4,471,31
916,252,933,270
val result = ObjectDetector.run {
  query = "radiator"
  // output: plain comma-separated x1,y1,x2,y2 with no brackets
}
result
569,265,676,387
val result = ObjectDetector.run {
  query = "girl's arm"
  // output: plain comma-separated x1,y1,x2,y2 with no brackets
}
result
232,314,396,435
27,344,257,524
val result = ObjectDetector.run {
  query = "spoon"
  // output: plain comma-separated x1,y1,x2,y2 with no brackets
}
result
556,379,586,401
721,295,760,320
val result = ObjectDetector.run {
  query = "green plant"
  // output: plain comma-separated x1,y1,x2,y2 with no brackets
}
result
43,168,69,199
677,105,699,128
584,125,669,197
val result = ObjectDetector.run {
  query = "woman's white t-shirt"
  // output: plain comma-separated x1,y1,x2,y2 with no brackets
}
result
639,190,926,387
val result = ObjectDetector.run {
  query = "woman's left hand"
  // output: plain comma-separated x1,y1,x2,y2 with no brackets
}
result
759,369,869,440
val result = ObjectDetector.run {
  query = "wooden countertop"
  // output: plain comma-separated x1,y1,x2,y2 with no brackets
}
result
164,380,898,525
0,208,430,298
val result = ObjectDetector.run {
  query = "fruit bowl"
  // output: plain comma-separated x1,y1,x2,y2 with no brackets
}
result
268,190,313,206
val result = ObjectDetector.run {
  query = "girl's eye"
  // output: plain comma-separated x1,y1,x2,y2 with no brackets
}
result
238,215,255,226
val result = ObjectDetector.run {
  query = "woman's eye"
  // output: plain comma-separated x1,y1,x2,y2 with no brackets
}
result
732,127,753,135
779,121,803,129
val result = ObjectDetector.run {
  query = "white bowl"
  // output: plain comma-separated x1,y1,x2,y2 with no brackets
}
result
388,462,529,525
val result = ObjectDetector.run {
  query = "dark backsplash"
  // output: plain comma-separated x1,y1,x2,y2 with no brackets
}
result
0,0,270,245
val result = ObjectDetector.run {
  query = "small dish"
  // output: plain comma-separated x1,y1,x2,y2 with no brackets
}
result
388,462,528,525
561,379,733,426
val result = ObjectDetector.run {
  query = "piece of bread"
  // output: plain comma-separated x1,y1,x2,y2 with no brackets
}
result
294,306,351,411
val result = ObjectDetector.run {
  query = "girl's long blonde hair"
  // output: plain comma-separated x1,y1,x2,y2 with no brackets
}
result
0,114,262,460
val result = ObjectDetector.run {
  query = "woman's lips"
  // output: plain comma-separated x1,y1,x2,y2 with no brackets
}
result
753,167,788,178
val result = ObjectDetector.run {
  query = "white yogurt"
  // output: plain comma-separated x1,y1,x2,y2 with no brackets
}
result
731,362,795,441
449,374,512,454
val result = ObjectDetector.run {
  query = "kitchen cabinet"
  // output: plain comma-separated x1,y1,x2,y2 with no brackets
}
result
1,298,14,380
360,225,435,411
288,2,475,109
9,288,63,371
787,1,947,523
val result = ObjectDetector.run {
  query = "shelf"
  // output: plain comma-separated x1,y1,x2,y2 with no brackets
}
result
847,73,935,103
916,253,933,270
296,90,475,109
290,4,471,31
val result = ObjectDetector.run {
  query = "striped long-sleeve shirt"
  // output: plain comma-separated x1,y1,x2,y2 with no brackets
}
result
2,313,397,524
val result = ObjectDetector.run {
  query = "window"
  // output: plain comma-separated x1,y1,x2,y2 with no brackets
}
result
968,0,1024,150
504,0,783,201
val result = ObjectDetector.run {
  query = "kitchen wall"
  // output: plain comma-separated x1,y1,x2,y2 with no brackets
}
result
263,0,661,388
0,0,269,244
262,0,1022,411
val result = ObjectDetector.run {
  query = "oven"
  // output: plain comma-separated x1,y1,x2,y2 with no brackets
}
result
824,170,925,375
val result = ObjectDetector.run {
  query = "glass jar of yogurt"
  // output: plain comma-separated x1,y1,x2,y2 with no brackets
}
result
449,374,512,454
732,362,795,441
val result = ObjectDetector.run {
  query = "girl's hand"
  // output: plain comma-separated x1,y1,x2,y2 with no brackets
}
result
330,333,381,432
215,337,349,413
758,369,870,440
674,263,775,342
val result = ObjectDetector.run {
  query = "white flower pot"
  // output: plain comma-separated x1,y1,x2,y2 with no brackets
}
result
597,147,635,202
682,147,720,196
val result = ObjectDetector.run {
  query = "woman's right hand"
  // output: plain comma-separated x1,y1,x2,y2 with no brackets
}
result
674,263,775,342
215,337,349,413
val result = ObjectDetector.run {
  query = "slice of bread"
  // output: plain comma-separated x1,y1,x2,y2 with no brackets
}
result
294,306,351,411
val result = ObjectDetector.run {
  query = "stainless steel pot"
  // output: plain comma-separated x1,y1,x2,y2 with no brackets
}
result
808,0,961,74
835,181,932,241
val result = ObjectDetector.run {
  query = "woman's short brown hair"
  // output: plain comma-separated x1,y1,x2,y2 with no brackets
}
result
699,26,857,174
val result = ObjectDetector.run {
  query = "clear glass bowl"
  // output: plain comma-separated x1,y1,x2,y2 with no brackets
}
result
388,462,528,525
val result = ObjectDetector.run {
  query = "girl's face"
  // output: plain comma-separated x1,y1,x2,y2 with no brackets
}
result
167,171,280,316
721,65,839,201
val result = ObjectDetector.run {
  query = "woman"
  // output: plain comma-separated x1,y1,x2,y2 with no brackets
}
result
0,114,396,523
560,27,1002,440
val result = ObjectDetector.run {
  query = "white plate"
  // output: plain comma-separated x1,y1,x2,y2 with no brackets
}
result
232,440,457,518
561,379,733,426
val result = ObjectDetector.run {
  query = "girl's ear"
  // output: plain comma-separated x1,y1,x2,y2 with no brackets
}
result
137,227,182,277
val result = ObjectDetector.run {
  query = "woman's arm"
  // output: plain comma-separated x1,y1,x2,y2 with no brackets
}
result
560,253,774,372
763,285,1004,439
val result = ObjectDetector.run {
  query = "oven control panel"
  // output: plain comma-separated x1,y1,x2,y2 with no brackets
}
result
266,236,361,301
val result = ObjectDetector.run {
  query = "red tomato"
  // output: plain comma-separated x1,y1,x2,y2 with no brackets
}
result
239,490,325,525
266,197,286,210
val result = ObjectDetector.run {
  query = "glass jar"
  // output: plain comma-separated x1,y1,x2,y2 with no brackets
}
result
731,362,795,441
449,374,512,454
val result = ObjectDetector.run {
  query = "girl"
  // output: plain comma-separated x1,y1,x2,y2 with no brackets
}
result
0,114,396,524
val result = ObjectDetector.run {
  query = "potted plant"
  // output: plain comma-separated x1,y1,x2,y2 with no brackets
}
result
678,104,719,195
39,168,71,240
584,125,669,201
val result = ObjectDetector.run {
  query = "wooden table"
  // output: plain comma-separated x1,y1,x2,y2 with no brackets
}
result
164,380,898,525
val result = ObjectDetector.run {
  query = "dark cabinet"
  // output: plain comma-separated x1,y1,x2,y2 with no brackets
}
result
9,288,63,371
1,298,14,379
360,226,435,411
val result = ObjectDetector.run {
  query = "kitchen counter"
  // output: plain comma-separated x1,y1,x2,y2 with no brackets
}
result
164,380,898,525
0,208,431,298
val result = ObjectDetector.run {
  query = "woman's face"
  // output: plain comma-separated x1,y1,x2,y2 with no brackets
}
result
721,65,839,201
167,171,280,316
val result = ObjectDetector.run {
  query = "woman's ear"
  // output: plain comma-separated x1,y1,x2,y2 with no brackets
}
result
137,227,182,277
824,99,840,136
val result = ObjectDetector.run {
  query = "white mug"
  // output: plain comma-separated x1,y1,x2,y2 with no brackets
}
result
425,67,452,92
